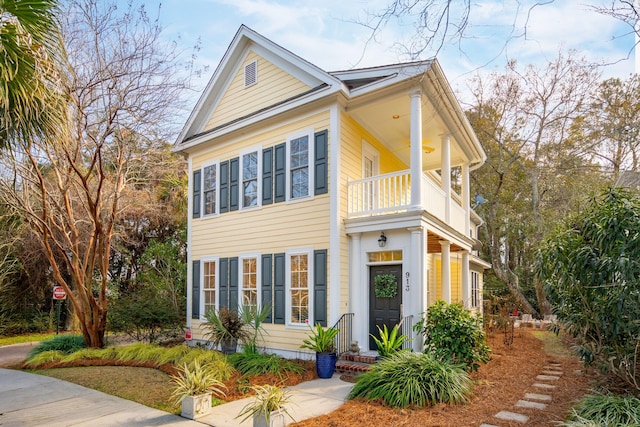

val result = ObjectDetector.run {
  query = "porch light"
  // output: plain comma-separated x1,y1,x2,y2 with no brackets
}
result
378,232,387,247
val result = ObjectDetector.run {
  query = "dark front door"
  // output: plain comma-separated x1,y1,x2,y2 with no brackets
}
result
369,264,402,350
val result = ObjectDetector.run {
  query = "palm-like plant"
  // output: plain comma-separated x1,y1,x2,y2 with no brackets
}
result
0,0,67,148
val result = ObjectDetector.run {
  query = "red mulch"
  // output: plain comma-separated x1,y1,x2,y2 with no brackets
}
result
293,330,598,427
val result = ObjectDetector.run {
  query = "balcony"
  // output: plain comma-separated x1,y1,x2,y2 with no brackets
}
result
346,170,467,234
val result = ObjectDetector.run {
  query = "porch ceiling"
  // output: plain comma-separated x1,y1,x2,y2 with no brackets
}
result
427,231,464,253
346,92,468,171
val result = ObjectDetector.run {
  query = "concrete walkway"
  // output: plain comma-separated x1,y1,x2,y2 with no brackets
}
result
0,364,352,427
0,368,205,426
198,376,353,426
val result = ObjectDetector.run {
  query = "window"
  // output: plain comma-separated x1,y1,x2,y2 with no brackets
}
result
203,163,217,215
244,60,257,87
287,251,311,325
202,260,217,316
240,256,259,310
368,251,403,263
242,150,259,208
288,133,312,199
471,271,480,308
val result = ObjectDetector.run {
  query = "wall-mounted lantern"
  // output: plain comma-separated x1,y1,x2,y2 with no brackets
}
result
378,231,387,247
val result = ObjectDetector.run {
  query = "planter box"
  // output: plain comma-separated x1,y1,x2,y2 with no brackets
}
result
253,409,287,427
181,393,211,419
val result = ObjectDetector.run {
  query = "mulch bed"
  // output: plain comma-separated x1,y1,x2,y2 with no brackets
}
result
293,329,598,427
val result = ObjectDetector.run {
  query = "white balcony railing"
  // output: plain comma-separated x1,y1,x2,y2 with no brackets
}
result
347,170,468,235
347,170,411,216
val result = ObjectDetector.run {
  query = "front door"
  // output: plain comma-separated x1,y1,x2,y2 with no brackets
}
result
369,264,402,350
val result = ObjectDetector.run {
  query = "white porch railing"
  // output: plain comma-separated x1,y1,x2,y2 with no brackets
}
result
347,170,468,235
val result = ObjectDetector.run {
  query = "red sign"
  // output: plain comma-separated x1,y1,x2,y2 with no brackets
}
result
52,286,67,300
185,329,193,340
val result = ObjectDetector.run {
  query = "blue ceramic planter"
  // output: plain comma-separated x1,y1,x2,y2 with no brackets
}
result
315,352,337,378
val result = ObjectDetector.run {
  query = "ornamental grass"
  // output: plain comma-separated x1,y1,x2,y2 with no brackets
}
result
348,351,472,408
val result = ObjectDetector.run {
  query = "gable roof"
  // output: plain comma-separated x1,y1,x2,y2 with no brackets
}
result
174,26,485,167
175,25,345,149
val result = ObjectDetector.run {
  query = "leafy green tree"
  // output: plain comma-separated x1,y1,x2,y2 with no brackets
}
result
0,0,67,149
537,188,640,391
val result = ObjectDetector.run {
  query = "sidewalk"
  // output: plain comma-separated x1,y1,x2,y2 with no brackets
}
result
0,366,352,427
0,368,205,426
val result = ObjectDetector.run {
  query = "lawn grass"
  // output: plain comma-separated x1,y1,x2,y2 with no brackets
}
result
0,332,58,347
32,366,179,414
531,330,574,358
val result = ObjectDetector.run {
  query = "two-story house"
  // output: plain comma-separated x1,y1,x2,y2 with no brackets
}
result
174,25,489,356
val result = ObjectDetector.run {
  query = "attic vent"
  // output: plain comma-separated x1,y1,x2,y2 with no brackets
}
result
244,60,257,87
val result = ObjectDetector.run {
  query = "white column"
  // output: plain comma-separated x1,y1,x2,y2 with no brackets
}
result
349,233,367,350
410,91,423,209
461,250,470,308
462,163,470,236
408,226,425,352
440,240,451,303
441,134,451,223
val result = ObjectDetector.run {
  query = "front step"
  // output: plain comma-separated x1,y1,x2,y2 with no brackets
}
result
335,352,378,378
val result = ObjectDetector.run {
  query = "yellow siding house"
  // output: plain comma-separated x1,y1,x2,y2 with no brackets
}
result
174,26,490,356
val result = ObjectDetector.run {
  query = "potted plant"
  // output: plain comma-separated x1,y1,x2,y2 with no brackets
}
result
236,384,294,427
300,323,340,378
171,360,226,419
204,307,249,354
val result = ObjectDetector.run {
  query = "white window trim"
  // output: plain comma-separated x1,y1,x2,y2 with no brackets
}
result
201,160,220,218
200,256,220,321
285,248,314,328
239,147,262,211
238,253,261,310
471,271,480,308
362,140,380,178
285,129,314,203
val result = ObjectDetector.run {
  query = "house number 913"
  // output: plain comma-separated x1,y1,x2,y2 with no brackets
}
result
405,272,410,291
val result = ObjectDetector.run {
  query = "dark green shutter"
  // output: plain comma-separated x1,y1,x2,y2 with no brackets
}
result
314,250,328,326
192,260,200,319
273,253,285,324
219,258,229,308
261,254,273,323
229,257,239,310
229,157,239,211
262,148,273,205
314,130,328,195
219,161,229,213
274,143,286,203
192,170,201,218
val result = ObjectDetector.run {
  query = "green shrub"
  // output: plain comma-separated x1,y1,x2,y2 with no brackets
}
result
155,345,191,365
108,287,183,344
414,300,490,372
559,393,640,426
229,348,305,379
348,352,472,407
28,334,85,358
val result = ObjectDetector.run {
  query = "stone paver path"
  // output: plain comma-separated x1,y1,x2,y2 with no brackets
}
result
480,359,565,425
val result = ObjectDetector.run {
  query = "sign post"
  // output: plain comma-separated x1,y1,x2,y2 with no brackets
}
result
52,286,67,335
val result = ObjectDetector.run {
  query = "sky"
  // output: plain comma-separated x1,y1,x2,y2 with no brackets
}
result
143,0,637,106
